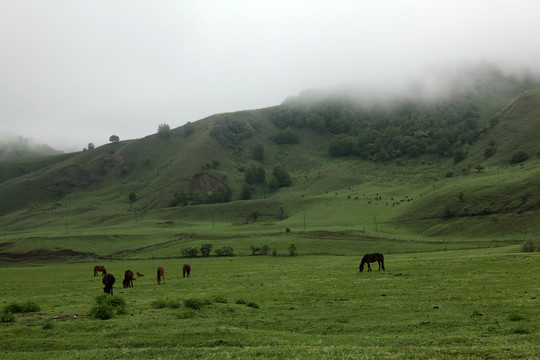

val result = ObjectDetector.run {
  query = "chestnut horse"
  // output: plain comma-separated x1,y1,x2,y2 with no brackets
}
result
359,253,385,272
182,264,191,278
102,273,115,295
123,270,134,288
157,266,165,284
94,266,107,277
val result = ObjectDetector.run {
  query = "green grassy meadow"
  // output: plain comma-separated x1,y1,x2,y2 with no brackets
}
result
1,249,539,359
1,78,539,359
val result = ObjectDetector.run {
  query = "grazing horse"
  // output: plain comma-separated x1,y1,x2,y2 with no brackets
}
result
182,264,191,278
359,253,385,272
94,266,107,277
123,270,134,288
102,273,115,295
157,266,165,285
136,272,144,277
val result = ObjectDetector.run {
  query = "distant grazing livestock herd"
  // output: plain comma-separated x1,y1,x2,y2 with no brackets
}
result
95,264,191,295
96,251,386,295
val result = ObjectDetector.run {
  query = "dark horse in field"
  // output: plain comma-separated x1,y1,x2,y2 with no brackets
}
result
182,264,191,278
123,270,134,288
94,265,107,277
102,273,115,295
157,266,165,285
359,253,385,272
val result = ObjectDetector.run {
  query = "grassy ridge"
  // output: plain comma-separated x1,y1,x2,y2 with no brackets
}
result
1,249,538,359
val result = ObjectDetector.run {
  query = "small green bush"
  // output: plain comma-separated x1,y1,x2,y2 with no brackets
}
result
3,303,22,314
181,247,199,257
41,318,54,330
95,294,109,305
90,304,115,320
184,298,210,310
3,301,40,314
213,296,228,304
177,311,197,319
508,313,525,321
235,299,247,305
106,296,126,308
151,299,170,309
0,311,15,323
21,301,41,313
92,295,126,319
246,301,260,309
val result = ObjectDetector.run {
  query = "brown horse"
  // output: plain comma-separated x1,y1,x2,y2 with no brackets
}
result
182,264,191,278
94,266,107,277
359,253,385,272
102,273,115,295
157,266,165,285
136,272,144,277
123,270,134,288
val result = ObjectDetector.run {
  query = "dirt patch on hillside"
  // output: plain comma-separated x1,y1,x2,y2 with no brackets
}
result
57,164,93,186
190,173,228,192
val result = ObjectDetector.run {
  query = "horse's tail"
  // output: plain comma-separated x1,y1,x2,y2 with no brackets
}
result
359,259,365,272
380,254,385,271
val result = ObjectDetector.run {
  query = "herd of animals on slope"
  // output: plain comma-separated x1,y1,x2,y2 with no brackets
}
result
94,253,384,296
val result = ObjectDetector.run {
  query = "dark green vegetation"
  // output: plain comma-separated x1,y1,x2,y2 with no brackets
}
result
0,67,539,358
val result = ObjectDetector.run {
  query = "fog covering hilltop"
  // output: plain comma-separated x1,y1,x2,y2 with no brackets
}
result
0,132,64,161
282,63,540,108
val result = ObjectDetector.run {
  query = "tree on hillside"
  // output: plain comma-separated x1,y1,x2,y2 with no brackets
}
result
272,166,291,187
200,243,213,257
241,183,254,200
270,127,299,145
184,122,195,136
287,242,298,256
87,143,95,151
157,123,171,138
452,148,467,164
510,151,528,164
109,135,120,143
210,118,254,148
245,165,265,185
252,144,265,161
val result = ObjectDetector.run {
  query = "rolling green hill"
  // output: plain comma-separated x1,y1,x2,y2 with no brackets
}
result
0,70,539,261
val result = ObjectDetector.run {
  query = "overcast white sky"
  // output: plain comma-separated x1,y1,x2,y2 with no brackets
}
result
1,0,540,151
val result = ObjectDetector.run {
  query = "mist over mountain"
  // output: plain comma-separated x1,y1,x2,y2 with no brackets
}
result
283,62,540,108
0,132,64,161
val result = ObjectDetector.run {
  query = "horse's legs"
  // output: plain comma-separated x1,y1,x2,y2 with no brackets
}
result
367,263,372,272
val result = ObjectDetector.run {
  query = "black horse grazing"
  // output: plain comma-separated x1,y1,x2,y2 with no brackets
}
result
359,253,385,272
182,264,191,278
123,270,134,288
102,273,115,295
157,266,165,285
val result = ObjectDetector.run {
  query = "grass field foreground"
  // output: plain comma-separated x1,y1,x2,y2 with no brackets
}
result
1,249,539,359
